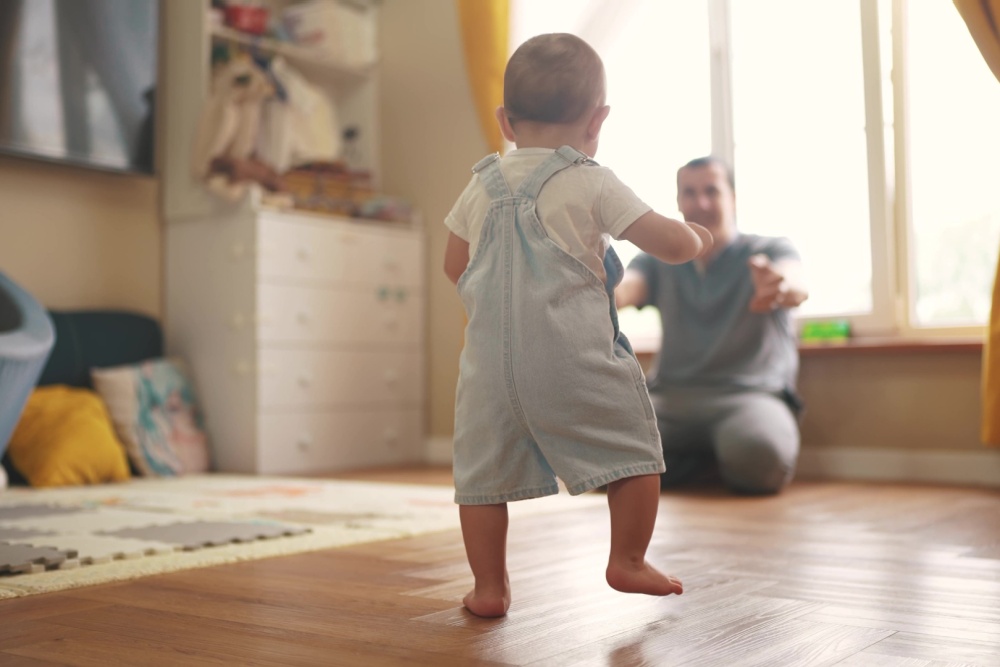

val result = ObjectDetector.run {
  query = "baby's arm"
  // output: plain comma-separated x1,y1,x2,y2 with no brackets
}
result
619,212,712,264
444,232,471,285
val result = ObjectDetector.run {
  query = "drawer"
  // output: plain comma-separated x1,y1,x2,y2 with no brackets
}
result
258,216,350,284
258,348,423,409
258,217,423,288
343,231,424,288
257,408,424,474
257,283,423,346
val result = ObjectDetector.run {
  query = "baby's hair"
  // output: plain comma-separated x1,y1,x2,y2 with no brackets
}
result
503,33,605,126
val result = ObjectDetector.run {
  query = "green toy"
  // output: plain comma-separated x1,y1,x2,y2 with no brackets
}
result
800,320,851,343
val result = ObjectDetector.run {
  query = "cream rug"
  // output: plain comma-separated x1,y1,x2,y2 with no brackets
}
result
0,474,606,599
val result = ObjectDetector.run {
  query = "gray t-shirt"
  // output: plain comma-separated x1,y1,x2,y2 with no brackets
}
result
629,233,801,397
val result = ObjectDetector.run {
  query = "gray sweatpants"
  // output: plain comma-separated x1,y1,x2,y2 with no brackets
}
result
650,389,800,495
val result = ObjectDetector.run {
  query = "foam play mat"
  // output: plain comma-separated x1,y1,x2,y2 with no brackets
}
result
0,474,604,598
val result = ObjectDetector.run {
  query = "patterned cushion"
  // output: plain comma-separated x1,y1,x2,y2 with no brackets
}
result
91,359,211,477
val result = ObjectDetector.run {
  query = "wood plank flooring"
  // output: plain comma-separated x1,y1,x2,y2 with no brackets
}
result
2,469,998,666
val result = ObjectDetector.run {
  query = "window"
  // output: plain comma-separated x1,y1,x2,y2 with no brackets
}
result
903,1,1000,330
510,0,1000,342
729,0,874,320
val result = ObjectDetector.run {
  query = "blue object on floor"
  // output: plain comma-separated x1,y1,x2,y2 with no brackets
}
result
0,272,56,458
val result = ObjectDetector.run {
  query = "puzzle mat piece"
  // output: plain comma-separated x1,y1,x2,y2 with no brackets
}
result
256,509,389,525
0,475,464,518
0,505,84,521
0,542,78,575
31,475,458,515
106,521,312,551
0,526,56,542
0,509,202,534
60,487,337,516
6,534,179,565
0,475,330,510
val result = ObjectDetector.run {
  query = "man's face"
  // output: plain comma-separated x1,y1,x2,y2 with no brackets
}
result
676,163,736,237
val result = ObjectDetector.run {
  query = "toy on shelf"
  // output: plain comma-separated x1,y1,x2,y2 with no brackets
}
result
191,53,278,201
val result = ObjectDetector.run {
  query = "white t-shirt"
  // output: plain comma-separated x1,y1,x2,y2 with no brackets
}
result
445,148,651,282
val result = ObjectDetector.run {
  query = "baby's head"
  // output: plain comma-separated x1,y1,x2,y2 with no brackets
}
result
499,34,607,152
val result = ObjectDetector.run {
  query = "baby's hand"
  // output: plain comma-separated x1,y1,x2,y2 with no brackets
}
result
748,254,788,313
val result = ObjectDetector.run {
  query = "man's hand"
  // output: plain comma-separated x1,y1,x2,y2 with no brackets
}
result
748,254,791,313
615,269,649,309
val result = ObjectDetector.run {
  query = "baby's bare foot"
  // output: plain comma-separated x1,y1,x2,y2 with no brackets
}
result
463,586,511,618
606,561,683,596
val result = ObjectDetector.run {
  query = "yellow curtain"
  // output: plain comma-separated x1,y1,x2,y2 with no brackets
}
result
456,0,509,155
954,0,1000,445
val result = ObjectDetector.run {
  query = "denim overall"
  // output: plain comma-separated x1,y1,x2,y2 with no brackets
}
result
453,146,664,505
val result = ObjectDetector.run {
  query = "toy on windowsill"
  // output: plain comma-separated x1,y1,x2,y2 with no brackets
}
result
800,320,852,345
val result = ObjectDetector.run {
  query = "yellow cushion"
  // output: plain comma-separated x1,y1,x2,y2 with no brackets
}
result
8,385,131,487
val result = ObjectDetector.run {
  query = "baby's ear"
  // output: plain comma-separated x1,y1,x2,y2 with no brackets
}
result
588,105,611,138
495,106,517,143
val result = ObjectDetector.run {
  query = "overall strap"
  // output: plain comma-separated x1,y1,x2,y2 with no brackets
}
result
471,153,511,200
515,145,597,200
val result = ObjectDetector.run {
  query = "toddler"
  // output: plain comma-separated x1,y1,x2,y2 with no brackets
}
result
443,33,712,617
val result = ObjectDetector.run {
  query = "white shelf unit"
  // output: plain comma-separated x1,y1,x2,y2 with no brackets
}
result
160,0,381,221
160,1,427,474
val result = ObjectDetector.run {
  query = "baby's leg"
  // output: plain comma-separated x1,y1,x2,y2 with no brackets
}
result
459,503,511,617
605,474,683,596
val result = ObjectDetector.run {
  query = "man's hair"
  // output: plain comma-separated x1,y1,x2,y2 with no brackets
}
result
677,156,736,192
503,33,604,125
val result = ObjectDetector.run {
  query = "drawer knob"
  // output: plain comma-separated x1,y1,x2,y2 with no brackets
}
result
297,311,310,325
296,247,311,261
384,429,399,447
297,433,313,451
384,370,398,386
298,373,312,388
231,242,246,259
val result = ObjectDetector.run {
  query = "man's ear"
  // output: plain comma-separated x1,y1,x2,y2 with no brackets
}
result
587,105,611,140
495,106,517,143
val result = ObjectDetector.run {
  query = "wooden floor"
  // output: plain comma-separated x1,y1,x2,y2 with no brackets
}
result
2,468,999,666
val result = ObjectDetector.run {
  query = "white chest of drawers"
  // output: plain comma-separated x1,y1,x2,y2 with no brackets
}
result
166,207,425,474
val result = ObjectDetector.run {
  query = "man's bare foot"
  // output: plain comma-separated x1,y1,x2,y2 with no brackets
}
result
463,585,511,618
606,561,683,596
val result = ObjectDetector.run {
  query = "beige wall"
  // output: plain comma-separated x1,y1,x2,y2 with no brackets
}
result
379,0,486,438
637,349,985,454
0,155,161,317
798,350,983,451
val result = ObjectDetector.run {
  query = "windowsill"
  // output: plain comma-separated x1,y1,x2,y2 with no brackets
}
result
631,336,984,358
797,337,983,356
